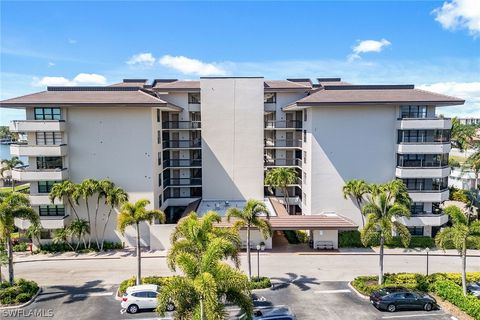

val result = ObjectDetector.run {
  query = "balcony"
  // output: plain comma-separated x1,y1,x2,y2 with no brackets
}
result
10,120,65,132
397,143,451,154
162,121,201,130
163,159,202,168
408,189,449,202
396,214,449,227
264,120,302,129
30,194,63,206
14,215,69,229
396,167,450,178
163,140,201,149
10,144,67,157
396,118,452,130
264,158,302,168
264,139,302,148
12,168,68,181
163,178,202,187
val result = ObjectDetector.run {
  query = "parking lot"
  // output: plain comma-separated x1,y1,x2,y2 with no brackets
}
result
1,277,455,320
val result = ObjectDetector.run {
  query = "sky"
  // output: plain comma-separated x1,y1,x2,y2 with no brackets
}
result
0,0,479,125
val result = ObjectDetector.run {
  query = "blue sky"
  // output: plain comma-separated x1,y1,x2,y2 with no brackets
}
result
1,0,479,124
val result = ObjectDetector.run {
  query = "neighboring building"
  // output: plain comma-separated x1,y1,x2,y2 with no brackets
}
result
458,118,480,125
0,77,464,249
449,167,479,191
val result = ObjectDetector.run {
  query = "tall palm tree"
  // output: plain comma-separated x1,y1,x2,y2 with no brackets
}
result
0,192,38,284
94,179,114,249
342,179,369,227
99,185,128,251
264,167,297,213
435,205,480,296
68,218,90,251
226,199,272,280
117,199,165,285
76,179,97,248
49,180,80,219
361,192,411,285
1,156,24,191
158,214,252,320
451,117,476,154
53,228,75,252
465,151,480,189
26,222,42,245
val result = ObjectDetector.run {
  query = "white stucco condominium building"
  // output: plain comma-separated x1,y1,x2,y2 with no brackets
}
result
0,77,464,248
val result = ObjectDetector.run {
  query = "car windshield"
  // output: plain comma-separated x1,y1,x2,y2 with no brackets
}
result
377,287,405,296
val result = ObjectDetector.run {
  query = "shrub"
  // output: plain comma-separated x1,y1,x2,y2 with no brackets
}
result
118,276,174,296
13,243,29,252
38,241,123,253
339,231,363,247
249,277,271,290
431,280,480,320
339,231,435,248
15,292,32,303
0,278,38,306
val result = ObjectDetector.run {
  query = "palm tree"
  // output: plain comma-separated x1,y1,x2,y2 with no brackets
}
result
53,228,75,252
226,199,272,280
264,167,297,213
76,179,97,248
342,179,369,227
26,223,42,245
1,156,24,191
435,205,480,296
361,191,411,285
68,218,90,251
99,185,128,251
0,248,7,283
94,179,114,249
0,192,38,284
158,214,252,320
49,180,80,219
117,199,165,285
465,151,480,189
451,117,476,154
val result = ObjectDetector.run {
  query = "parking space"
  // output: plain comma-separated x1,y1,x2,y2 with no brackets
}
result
1,280,454,320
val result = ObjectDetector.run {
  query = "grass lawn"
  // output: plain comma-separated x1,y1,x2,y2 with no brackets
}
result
0,183,30,193
450,154,467,165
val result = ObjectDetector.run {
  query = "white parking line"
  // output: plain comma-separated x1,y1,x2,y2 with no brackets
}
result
314,289,351,294
382,313,446,319
72,291,113,298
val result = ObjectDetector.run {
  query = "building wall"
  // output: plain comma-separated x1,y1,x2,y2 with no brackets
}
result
201,78,264,201
304,105,397,226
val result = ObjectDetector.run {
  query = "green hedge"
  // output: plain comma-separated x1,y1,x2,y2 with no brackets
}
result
0,278,39,305
249,277,271,290
283,230,308,244
339,231,438,249
38,241,123,253
351,273,429,295
13,243,29,252
118,276,174,296
432,280,480,320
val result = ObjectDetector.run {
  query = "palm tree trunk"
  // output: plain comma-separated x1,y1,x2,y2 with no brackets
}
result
357,199,365,228
94,195,101,250
136,223,141,286
85,200,92,248
200,298,204,320
0,264,2,282
379,234,384,285
11,178,15,192
6,232,14,285
461,242,467,296
247,224,252,280
100,207,114,251
68,198,80,220
284,187,290,214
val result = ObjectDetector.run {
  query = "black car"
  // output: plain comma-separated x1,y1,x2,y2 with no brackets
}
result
370,287,437,312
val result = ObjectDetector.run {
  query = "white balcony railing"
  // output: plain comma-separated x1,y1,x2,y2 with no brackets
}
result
409,190,449,202
395,167,450,178
397,143,451,154
9,120,65,132
396,118,452,130
29,194,63,206
10,144,67,157
396,214,449,227
12,168,68,181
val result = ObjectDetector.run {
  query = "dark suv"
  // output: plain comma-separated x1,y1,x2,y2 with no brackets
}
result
370,287,437,312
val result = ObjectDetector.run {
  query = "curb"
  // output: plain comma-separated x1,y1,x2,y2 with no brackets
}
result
347,282,369,300
0,287,42,310
298,252,480,258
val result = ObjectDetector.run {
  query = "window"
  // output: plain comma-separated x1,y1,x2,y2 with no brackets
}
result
132,292,148,298
36,132,62,145
188,93,201,104
39,205,65,216
158,152,162,166
400,105,427,119
408,226,424,236
40,230,53,239
264,93,276,103
38,181,59,193
146,292,157,298
157,109,161,123
159,173,162,187
303,192,307,204
303,130,307,143
397,154,448,168
34,107,61,120
36,157,63,169
402,178,448,191
303,151,307,164
304,110,307,122
303,172,307,184
410,202,424,215
157,131,161,144
397,130,450,143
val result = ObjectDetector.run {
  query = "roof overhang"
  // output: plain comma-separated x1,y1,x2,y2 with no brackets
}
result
0,102,182,111
283,100,465,111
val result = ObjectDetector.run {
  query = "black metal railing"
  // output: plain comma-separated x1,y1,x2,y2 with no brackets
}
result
163,178,202,186
264,139,302,148
264,120,302,129
264,158,302,167
162,121,201,129
163,159,202,168
163,140,201,149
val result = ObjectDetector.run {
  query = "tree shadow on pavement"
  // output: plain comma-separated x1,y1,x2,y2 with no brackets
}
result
270,272,320,291
35,280,109,304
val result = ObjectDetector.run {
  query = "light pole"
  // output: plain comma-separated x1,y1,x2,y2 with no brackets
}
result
256,243,265,279
426,247,430,276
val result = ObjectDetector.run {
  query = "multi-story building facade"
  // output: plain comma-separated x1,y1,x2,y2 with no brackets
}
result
1,77,464,248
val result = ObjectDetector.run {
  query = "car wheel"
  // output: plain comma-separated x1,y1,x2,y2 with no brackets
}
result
387,304,396,312
424,303,433,311
127,304,139,314
166,303,175,312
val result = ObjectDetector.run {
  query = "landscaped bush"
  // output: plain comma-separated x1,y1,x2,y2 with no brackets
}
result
339,231,363,247
351,273,428,295
249,277,271,290
118,276,174,296
0,278,39,306
13,242,29,252
38,241,123,253
338,230,436,248
283,230,309,244
431,280,480,320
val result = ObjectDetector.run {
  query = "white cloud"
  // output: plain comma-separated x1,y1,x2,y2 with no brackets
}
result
418,82,480,117
348,39,391,61
433,0,480,36
158,55,226,76
47,62,55,67
68,39,77,44
126,52,156,66
32,73,107,87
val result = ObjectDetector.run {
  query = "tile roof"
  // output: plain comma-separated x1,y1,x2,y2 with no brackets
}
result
153,80,200,90
264,80,311,90
109,79,148,88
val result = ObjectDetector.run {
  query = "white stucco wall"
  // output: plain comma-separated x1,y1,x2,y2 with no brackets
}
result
312,229,338,249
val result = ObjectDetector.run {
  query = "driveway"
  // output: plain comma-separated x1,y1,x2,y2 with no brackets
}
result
1,278,454,320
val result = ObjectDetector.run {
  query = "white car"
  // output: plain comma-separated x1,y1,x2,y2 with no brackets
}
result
121,284,175,314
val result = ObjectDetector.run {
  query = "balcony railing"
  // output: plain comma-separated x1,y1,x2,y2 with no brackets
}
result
163,178,202,187
163,140,202,149
163,192,202,200
163,159,202,168
10,120,66,132
162,121,201,129
264,158,302,167
264,120,302,129
264,139,302,148
10,143,67,157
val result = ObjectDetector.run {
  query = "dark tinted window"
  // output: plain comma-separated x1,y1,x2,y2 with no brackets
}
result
146,291,157,298
132,292,148,298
